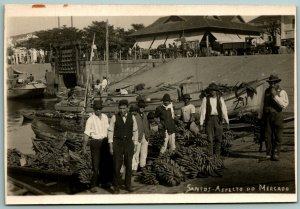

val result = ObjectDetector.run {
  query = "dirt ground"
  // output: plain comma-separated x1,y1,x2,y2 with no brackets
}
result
79,120,295,195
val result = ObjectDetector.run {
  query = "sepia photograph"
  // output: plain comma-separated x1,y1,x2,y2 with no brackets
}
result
4,4,296,204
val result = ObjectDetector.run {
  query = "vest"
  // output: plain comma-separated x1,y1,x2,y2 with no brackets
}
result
263,87,283,113
113,113,133,140
155,105,176,134
205,96,223,122
135,113,150,140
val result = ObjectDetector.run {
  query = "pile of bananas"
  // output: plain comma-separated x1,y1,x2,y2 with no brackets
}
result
221,130,235,156
173,146,223,178
138,165,159,185
7,148,22,166
69,150,93,184
153,158,185,186
148,129,166,149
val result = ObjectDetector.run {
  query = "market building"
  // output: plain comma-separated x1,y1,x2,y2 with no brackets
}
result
130,15,261,57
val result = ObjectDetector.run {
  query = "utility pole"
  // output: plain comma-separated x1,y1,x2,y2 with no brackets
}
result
106,19,109,78
58,16,61,28
71,16,73,27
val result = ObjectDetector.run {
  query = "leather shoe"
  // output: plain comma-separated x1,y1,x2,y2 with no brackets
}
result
90,187,98,193
271,155,280,161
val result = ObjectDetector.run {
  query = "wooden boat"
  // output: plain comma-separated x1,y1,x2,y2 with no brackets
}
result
7,81,46,99
54,79,265,118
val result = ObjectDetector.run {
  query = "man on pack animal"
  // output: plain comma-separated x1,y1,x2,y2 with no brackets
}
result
83,100,109,193
155,93,176,154
262,75,289,161
108,99,138,194
199,83,229,156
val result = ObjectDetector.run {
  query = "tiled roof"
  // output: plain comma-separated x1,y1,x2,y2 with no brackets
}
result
131,16,260,37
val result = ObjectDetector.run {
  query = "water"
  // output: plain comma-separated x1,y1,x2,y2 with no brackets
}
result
6,98,57,154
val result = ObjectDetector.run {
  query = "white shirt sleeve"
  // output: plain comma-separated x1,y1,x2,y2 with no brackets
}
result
84,117,93,137
199,98,207,126
108,115,116,143
132,116,138,145
273,90,289,109
191,104,196,114
220,97,229,124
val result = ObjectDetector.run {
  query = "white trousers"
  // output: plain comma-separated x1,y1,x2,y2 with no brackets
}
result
132,134,148,170
160,131,176,153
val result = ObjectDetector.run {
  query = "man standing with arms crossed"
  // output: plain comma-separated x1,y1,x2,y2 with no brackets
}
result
262,75,289,161
108,100,138,194
199,83,229,156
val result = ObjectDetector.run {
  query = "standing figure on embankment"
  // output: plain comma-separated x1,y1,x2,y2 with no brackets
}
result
262,75,289,161
199,83,229,156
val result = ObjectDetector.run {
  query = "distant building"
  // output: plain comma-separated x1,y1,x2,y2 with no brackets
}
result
248,15,295,47
130,15,261,56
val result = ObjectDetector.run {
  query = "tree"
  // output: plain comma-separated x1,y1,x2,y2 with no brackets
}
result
131,24,145,31
263,20,281,46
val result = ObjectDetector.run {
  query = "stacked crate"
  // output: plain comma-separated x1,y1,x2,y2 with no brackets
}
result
57,48,77,74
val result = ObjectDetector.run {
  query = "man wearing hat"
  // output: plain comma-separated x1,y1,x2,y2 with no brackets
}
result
180,94,196,129
132,100,150,173
155,93,176,153
83,100,110,193
108,99,138,194
199,83,229,156
94,79,101,91
262,74,289,161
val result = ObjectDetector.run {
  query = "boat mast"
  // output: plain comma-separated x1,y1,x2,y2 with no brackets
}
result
106,19,109,78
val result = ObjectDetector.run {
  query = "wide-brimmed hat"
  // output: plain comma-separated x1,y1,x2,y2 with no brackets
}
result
137,100,147,108
206,83,221,92
182,94,192,100
162,93,171,102
267,74,281,83
119,99,129,107
93,100,103,110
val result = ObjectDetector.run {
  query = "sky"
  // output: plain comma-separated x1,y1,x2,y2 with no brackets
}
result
7,16,257,37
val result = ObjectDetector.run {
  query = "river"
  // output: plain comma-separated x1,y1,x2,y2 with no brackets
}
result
6,98,57,154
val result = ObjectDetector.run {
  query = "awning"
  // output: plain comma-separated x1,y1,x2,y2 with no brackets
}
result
184,32,205,42
151,36,167,49
165,34,180,47
212,32,243,43
133,37,154,50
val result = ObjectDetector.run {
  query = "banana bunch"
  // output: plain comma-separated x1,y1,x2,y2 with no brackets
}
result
138,167,159,185
148,131,166,149
7,148,22,166
153,158,185,186
221,130,235,156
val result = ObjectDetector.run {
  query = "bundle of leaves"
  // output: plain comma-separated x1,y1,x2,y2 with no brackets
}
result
69,150,93,184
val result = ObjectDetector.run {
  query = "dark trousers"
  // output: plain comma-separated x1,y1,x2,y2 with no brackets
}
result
205,116,222,156
113,139,134,189
90,139,104,187
264,112,283,157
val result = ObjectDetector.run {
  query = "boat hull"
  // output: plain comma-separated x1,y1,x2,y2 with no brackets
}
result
8,83,46,99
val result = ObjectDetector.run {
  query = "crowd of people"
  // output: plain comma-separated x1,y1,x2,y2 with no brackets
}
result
82,74,289,194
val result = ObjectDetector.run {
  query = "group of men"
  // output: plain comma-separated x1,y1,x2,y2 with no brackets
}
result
83,74,288,194
93,76,109,94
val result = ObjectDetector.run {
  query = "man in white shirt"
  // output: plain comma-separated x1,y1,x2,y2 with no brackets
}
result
101,76,109,92
108,99,138,194
199,83,229,156
83,100,109,193
94,79,101,91
262,75,289,161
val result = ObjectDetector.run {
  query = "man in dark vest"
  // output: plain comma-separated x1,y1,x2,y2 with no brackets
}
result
262,75,289,161
108,100,138,194
199,83,229,156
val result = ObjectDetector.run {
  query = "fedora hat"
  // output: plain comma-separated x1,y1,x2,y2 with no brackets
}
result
182,94,192,100
93,100,103,110
267,74,281,83
207,83,221,92
137,99,147,108
162,93,171,102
